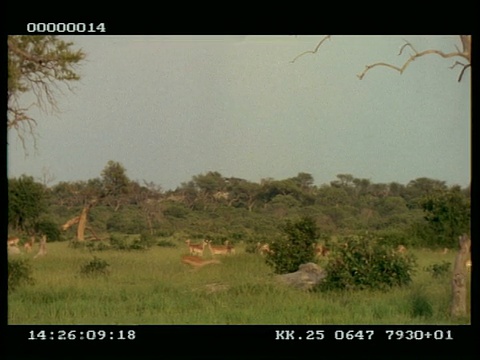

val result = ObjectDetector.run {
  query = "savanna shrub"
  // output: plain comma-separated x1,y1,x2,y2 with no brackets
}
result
424,261,451,278
156,239,176,248
318,233,417,291
265,216,318,274
106,208,146,234
163,203,190,219
109,234,129,250
80,256,110,277
130,232,156,250
34,219,62,242
8,258,35,291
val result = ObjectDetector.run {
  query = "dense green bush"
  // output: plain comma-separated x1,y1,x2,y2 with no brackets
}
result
34,219,62,242
80,256,110,277
265,216,318,274
106,207,146,234
156,239,177,248
163,203,190,219
424,261,451,278
129,232,156,250
109,234,130,250
318,233,417,291
8,258,35,291
375,228,411,247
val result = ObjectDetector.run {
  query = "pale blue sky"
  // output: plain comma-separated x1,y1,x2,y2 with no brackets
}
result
7,35,471,190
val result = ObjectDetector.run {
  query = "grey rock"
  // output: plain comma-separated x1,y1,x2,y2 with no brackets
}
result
276,262,327,291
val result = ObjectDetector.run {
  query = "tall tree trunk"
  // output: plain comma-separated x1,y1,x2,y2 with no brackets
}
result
450,233,471,318
76,200,97,241
76,206,89,241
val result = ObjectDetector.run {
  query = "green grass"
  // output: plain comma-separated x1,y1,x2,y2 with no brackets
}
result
8,242,471,325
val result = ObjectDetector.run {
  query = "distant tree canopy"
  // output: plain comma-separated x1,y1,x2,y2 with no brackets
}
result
7,35,86,151
8,162,470,251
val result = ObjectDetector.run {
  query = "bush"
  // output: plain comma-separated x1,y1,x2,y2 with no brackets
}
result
265,216,318,274
156,239,176,248
106,208,146,234
424,261,451,278
109,234,130,250
80,256,110,277
318,233,417,291
8,258,35,291
163,203,190,219
34,219,62,242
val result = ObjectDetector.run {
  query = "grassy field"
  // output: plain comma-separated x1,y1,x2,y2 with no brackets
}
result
8,240,471,325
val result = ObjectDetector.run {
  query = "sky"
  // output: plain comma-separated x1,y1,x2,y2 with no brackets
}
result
7,35,471,191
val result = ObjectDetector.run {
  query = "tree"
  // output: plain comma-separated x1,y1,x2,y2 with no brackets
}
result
291,35,471,82
356,35,471,82
7,35,85,151
8,175,48,232
225,177,261,211
101,160,132,211
420,186,470,248
266,216,319,274
60,161,130,241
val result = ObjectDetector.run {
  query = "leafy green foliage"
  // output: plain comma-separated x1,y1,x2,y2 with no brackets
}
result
34,219,61,241
419,187,470,248
318,234,417,291
163,203,190,218
79,256,110,277
265,216,318,274
424,261,451,278
8,258,35,291
106,207,146,234
156,239,177,248
8,175,48,231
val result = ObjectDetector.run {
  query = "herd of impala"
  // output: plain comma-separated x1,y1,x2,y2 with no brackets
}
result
7,235,36,253
8,234,472,272
182,239,236,268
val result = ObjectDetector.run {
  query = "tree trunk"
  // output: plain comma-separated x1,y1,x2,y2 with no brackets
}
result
450,233,471,318
76,206,89,241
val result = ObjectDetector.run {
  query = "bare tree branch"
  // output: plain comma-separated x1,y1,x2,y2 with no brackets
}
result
357,36,471,81
7,36,85,154
290,35,331,63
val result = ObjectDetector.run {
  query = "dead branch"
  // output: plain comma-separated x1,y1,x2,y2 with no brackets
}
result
61,216,81,231
357,36,471,81
290,35,331,63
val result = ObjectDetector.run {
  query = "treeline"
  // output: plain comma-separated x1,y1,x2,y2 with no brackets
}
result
8,161,471,249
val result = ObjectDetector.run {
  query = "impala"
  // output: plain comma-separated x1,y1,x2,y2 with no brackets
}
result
24,236,35,252
314,243,330,257
181,255,220,269
7,236,20,247
185,239,207,256
207,240,233,256
257,242,273,256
